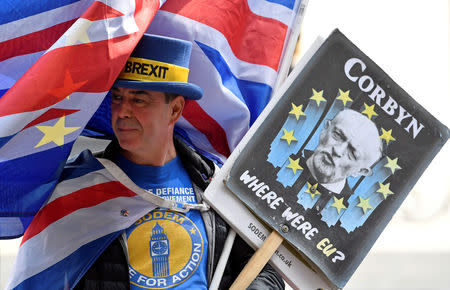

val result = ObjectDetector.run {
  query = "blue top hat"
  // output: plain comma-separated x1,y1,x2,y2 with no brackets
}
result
114,34,203,100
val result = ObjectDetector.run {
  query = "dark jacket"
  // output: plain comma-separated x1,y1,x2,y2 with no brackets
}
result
74,138,284,289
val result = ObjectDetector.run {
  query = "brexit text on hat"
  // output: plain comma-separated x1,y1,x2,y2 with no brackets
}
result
118,57,189,83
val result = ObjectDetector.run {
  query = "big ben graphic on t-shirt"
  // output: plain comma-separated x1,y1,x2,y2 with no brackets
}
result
127,210,206,289
150,223,169,277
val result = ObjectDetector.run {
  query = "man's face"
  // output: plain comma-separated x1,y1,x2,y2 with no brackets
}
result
111,87,173,157
308,110,380,184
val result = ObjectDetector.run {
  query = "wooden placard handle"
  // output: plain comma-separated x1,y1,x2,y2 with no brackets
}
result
229,230,284,290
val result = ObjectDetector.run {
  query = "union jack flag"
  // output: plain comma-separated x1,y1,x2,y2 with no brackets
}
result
0,0,164,240
0,0,304,288
152,0,303,161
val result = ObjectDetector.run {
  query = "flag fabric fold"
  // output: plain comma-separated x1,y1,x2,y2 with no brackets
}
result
6,150,159,289
0,0,163,238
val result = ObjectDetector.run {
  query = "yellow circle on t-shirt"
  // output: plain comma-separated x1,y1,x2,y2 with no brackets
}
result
126,209,204,290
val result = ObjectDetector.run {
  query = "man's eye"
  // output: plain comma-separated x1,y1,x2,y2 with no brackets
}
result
349,150,358,160
134,98,145,104
348,152,355,160
332,131,341,140
111,95,122,103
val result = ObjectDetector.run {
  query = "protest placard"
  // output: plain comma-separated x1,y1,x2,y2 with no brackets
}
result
205,29,450,289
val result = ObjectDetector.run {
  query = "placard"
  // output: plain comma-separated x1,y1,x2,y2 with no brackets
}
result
223,29,449,288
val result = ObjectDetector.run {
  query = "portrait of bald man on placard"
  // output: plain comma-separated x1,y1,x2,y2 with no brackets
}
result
306,109,383,194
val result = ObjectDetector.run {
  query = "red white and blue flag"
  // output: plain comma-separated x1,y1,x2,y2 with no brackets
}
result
7,154,161,289
0,0,164,239
151,0,302,161
0,0,304,288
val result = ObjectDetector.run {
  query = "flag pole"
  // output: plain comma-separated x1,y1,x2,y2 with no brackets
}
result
273,0,309,93
209,229,237,290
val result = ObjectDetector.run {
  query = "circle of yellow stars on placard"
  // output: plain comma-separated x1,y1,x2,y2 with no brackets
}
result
331,196,347,214
356,196,373,214
379,128,396,145
361,103,378,120
377,182,395,199
384,156,402,174
280,128,297,145
335,89,353,106
306,182,320,200
289,103,306,120
286,157,303,174
309,89,326,106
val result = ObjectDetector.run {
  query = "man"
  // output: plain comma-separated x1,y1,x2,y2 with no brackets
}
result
8,35,284,289
306,109,382,193
285,109,382,213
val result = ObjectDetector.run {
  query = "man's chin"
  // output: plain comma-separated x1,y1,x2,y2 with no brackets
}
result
311,164,335,184
116,138,140,151
115,128,139,140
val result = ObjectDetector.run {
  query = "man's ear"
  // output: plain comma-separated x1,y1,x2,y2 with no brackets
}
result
356,167,372,177
169,95,185,124
318,120,331,142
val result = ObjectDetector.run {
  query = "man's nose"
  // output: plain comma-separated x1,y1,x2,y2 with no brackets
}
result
332,142,346,157
116,101,133,118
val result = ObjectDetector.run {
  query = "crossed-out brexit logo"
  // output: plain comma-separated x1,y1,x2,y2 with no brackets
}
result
126,209,204,289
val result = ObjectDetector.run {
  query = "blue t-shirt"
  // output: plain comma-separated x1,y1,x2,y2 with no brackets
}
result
115,154,208,289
